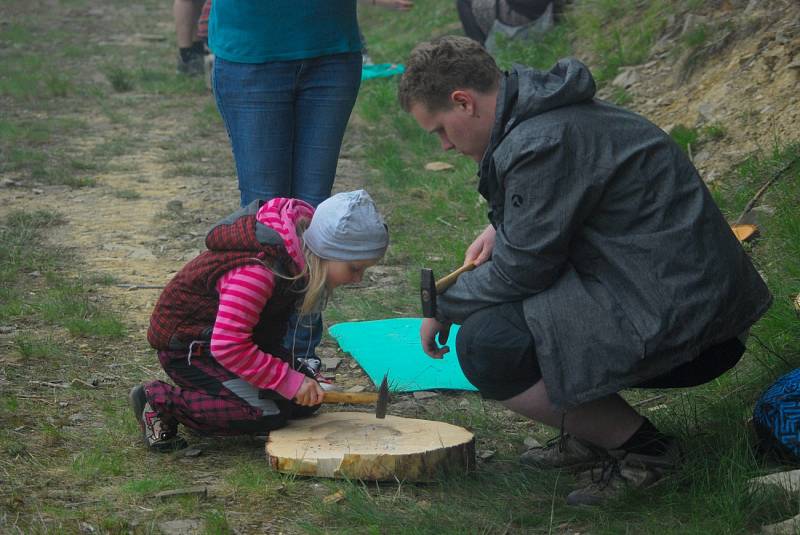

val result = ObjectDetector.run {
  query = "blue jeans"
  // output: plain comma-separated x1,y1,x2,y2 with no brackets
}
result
213,52,362,208
213,52,361,359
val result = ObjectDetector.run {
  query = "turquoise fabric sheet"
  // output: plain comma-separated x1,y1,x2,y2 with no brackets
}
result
328,318,478,392
361,63,405,81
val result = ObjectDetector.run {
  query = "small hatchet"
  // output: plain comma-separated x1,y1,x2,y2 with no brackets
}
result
420,262,476,318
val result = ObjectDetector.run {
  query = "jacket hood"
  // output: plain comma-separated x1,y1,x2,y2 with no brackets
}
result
205,197,314,274
507,58,596,123
478,59,597,203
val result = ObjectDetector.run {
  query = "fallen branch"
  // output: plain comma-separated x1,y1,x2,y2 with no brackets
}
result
736,155,800,224
631,394,666,407
116,284,165,291
29,381,69,389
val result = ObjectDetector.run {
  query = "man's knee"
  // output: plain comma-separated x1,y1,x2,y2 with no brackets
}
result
455,302,541,401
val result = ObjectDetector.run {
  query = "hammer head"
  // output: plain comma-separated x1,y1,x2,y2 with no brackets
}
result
375,373,390,419
420,268,436,318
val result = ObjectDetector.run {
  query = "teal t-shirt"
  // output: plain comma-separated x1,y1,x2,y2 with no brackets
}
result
209,0,362,63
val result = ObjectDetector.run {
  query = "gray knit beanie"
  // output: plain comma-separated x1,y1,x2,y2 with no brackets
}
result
304,190,389,261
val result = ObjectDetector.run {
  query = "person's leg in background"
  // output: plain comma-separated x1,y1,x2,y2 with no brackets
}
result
196,0,213,89
174,0,205,75
212,57,296,207
290,51,362,207
456,0,488,43
281,52,362,367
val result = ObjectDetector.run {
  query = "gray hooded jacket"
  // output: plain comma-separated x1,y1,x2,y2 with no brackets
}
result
438,59,772,408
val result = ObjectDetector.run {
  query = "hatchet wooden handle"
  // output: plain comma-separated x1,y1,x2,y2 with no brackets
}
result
435,262,476,293
322,391,379,404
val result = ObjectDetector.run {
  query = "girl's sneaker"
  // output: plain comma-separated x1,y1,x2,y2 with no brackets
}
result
129,385,188,453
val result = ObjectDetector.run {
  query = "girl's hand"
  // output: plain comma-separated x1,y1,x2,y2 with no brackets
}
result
294,377,324,407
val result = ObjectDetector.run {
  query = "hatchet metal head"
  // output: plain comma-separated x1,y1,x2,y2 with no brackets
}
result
420,268,436,318
375,373,390,419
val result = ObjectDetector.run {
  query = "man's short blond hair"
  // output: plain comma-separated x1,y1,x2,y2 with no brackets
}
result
398,36,502,113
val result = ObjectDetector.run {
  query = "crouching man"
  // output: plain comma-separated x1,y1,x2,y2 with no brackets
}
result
398,36,771,506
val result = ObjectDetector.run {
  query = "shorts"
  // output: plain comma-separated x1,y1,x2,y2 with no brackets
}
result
455,302,746,401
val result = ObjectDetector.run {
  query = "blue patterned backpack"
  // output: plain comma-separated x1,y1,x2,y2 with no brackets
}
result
753,368,800,461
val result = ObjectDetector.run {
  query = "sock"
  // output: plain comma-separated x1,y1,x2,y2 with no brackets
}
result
179,47,195,63
190,40,205,55
619,418,672,456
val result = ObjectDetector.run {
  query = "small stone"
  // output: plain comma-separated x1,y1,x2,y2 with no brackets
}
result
612,68,639,89
166,199,184,212
752,205,776,216
0,326,15,334
762,513,800,534
157,519,202,535
182,448,203,458
32,188,44,195
345,385,366,393
309,482,328,497
412,391,438,400
320,358,341,372
69,413,88,423
523,437,543,449
389,400,418,412
79,522,96,534
154,486,207,499
478,450,496,461
1,179,18,188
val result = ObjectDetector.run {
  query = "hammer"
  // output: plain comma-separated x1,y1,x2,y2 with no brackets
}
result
420,262,476,318
260,373,390,419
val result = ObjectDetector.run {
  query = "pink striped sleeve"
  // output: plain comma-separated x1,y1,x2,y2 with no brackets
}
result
210,264,305,400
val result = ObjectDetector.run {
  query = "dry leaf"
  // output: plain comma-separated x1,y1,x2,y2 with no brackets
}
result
424,161,454,172
323,490,345,504
730,223,758,242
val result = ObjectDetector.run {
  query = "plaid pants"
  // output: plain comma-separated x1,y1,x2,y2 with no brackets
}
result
144,348,304,436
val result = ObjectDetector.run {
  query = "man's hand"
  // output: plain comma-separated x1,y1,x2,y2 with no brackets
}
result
294,377,324,406
420,317,452,359
464,224,496,266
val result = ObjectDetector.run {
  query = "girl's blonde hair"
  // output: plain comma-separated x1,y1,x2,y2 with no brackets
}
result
298,242,329,315
294,218,329,315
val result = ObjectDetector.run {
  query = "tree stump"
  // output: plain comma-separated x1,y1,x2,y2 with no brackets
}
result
266,411,475,481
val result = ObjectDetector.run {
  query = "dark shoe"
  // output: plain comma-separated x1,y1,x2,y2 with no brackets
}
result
520,435,608,469
176,54,204,76
566,440,680,506
129,385,187,452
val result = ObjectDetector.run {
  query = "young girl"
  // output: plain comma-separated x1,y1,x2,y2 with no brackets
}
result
129,190,389,451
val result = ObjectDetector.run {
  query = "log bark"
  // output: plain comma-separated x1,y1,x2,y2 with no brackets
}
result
266,411,475,481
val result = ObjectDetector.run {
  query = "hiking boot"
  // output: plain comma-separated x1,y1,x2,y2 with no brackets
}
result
129,385,187,453
519,435,608,469
176,53,204,76
566,440,681,506
567,455,660,506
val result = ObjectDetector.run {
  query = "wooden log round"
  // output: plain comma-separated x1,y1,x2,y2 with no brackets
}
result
266,411,475,481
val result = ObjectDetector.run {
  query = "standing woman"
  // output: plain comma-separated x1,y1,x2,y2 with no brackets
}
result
208,1,406,370
210,1,363,209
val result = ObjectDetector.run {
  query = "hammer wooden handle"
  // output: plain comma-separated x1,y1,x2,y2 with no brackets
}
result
435,262,476,293
322,391,379,405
